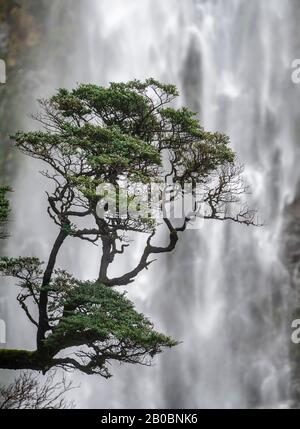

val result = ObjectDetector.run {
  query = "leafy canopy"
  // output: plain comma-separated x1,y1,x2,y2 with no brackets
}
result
12,78,236,221
0,186,11,239
0,257,176,377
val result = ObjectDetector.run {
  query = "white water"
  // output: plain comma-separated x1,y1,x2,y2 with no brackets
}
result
5,0,300,408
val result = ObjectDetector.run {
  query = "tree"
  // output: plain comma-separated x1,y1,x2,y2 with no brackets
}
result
0,371,74,409
0,186,74,408
0,186,11,239
0,79,256,377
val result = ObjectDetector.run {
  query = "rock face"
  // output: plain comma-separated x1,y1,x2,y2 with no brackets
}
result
281,189,300,404
0,1,47,66
282,192,300,294
0,0,76,181
0,0,48,181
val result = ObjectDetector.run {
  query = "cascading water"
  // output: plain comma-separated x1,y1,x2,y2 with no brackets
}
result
4,0,300,408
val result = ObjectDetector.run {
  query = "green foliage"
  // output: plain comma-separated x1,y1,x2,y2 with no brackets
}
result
45,273,177,376
49,273,175,347
0,186,11,239
0,256,43,275
0,259,177,377
11,79,235,218
0,186,10,222
0,256,43,286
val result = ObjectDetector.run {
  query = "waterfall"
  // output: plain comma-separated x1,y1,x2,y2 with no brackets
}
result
4,0,300,408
